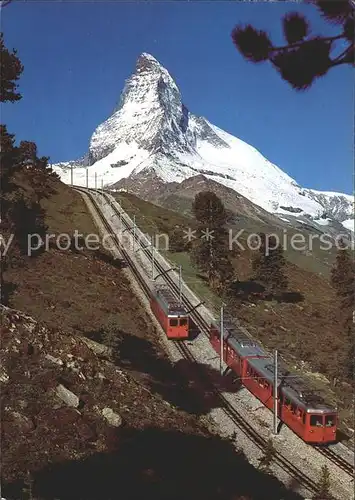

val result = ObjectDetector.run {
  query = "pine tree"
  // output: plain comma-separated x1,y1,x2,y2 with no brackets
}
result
191,191,234,292
252,233,288,295
100,316,121,361
313,464,333,500
1,33,24,305
192,191,228,228
331,239,354,308
169,226,191,253
258,437,276,473
0,34,55,304
22,470,34,500
231,1,354,90
0,31,24,102
330,239,354,380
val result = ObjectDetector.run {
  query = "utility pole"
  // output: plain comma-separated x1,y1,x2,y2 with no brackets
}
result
220,305,224,375
95,172,97,190
101,178,104,205
70,164,73,186
273,349,278,435
178,264,182,305
133,215,136,252
86,168,88,188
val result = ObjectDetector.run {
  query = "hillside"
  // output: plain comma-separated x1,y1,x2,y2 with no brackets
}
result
113,174,350,278
1,178,304,500
110,189,354,442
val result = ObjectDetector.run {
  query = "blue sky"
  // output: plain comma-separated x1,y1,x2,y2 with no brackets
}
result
2,0,353,194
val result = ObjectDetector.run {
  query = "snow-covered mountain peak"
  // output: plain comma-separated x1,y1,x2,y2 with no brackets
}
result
135,52,166,72
53,53,353,231
88,52,198,164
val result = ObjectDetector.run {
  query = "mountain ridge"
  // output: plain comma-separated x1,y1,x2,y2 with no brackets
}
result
52,52,353,231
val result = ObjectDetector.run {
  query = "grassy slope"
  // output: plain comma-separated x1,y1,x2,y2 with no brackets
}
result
112,191,354,439
3,179,304,500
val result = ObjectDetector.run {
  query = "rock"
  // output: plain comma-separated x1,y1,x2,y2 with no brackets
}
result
101,407,122,427
81,337,112,358
55,384,79,408
45,354,63,366
0,368,9,383
11,411,34,433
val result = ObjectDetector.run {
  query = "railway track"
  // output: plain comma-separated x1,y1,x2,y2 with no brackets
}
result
315,446,354,478
76,186,353,496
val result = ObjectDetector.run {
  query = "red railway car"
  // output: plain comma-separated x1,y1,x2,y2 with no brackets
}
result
209,321,338,444
150,286,189,339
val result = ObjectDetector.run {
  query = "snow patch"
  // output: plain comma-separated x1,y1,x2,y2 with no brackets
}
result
341,219,354,232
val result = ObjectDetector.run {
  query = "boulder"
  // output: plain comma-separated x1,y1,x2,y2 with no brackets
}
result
101,407,122,427
55,384,79,408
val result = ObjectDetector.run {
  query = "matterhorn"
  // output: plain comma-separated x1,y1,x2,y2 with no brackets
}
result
53,53,353,231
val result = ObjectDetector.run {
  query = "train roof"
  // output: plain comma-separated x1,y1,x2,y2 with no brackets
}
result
247,357,336,413
154,286,187,316
212,318,266,358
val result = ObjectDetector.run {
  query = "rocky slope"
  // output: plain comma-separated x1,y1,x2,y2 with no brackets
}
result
1,306,306,500
53,53,353,231
1,305,205,494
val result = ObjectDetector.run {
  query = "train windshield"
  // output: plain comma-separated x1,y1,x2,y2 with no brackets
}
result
170,319,178,326
180,318,188,326
310,415,323,427
325,415,336,427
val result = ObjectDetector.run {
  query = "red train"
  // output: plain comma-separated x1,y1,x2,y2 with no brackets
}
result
210,320,338,444
149,281,337,444
150,285,189,339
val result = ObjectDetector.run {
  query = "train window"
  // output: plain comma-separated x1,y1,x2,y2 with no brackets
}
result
303,413,306,424
179,318,187,326
310,415,323,427
325,415,335,427
284,397,291,407
290,404,297,414
170,319,178,327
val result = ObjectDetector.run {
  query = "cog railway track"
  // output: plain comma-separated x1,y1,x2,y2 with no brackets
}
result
75,186,354,496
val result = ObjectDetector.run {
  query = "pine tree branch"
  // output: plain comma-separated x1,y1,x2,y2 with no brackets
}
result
269,33,345,53
331,45,354,66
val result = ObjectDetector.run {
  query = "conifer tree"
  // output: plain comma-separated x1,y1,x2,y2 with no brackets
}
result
331,239,354,309
330,238,354,379
252,233,288,295
100,316,121,362
169,226,191,253
0,33,55,304
0,31,23,102
231,0,354,90
258,437,276,473
22,470,34,500
313,464,333,499
191,191,234,292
